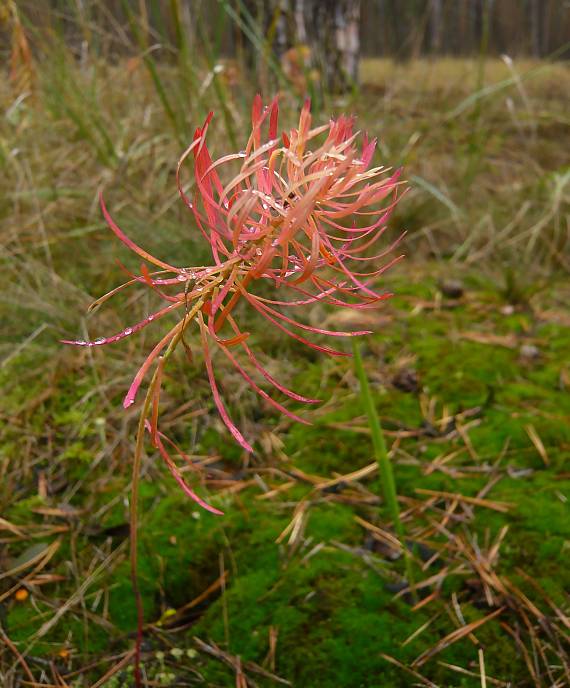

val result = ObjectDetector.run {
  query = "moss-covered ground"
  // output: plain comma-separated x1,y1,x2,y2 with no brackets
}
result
2,266,568,687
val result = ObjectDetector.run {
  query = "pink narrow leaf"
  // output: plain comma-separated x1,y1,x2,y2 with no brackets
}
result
268,96,279,140
154,429,201,470
214,333,311,425
361,136,377,168
238,286,350,358
329,252,405,279
251,284,339,308
249,296,372,337
198,315,254,453
61,302,183,348
100,193,179,272
145,421,224,515
341,232,406,261
123,321,183,408
150,356,165,446
176,136,205,212
113,259,180,303
226,314,320,404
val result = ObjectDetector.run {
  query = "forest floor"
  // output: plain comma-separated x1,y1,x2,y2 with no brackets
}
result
1,56,569,687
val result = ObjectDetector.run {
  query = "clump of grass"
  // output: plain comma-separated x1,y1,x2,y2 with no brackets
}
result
359,57,570,274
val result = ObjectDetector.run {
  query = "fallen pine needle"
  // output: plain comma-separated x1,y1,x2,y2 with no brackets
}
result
437,660,509,687
525,424,549,465
380,653,440,688
479,648,487,688
316,462,377,490
0,626,36,684
412,607,505,667
401,613,442,647
89,649,136,688
415,489,512,513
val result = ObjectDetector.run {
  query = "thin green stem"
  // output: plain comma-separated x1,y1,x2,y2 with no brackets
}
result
352,340,416,598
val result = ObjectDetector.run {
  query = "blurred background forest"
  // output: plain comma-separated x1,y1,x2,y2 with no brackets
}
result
9,1,570,58
1,1,569,687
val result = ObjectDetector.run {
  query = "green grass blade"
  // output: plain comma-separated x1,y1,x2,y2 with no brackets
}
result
352,340,416,595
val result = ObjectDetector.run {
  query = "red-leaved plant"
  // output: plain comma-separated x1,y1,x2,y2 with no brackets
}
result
64,96,404,681
65,95,404,475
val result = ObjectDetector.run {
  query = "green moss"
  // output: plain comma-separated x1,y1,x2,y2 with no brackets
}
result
2,271,570,685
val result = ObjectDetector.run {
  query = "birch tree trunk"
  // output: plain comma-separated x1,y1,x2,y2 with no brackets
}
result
295,0,361,93
252,0,361,94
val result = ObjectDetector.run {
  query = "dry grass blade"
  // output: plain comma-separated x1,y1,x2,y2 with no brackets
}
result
415,489,512,513
500,622,541,687
0,626,36,685
0,517,26,537
516,567,570,631
0,540,63,604
412,607,505,668
524,424,550,466
354,515,404,552
456,422,479,461
437,660,509,687
380,653,440,687
401,613,442,647
458,332,518,348
315,462,377,490
0,540,60,582
479,648,487,688
194,637,291,685
264,626,278,673
394,566,458,601
423,449,466,476
27,545,122,647
275,500,309,547
256,480,296,500
88,650,136,688
50,663,71,688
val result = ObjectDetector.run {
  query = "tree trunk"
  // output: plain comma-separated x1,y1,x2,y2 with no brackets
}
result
242,0,361,94
430,0,442,54
530,0,541,57
302,0,361,93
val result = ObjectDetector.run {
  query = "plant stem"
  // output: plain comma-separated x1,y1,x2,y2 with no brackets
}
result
352,340,416,597
130,385,153,688
129,300,206,684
